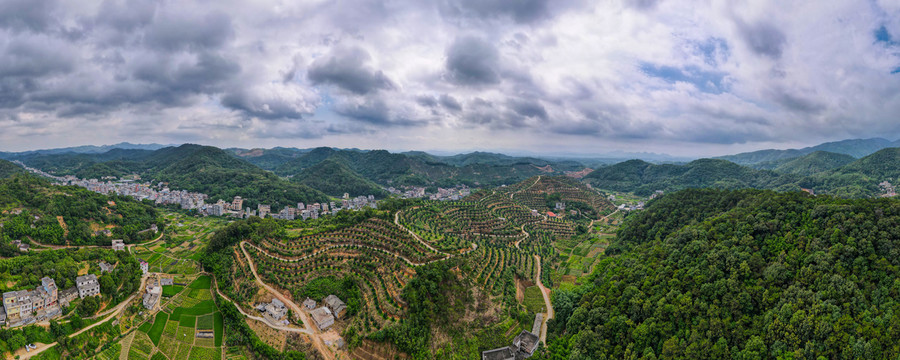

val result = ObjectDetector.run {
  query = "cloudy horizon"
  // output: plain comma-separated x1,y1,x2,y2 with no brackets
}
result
1,0,899,157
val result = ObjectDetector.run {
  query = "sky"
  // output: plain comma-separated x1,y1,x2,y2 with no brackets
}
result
1,0,900,157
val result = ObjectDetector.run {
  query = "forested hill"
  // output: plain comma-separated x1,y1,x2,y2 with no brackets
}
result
583,158,803,195
805,147,900,198
716,137,896,165
759,150,856,175
290,157,388,198
9,144,329,209
0,159,24,178
274,147,572,188
546,189,900,359
0,174,162,248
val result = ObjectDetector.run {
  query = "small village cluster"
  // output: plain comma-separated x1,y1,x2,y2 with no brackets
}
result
205,193,378,220
254,294,347,331
387,185,472,201
0,274,101,328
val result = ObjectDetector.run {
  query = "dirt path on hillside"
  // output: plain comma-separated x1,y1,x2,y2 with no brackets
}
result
239,242,334,360
19,275,147,359
534,255,554,344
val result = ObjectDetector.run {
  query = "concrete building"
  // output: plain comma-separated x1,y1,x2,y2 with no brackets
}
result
76,274,100,298
482,330,540,360
303,298,316,310
59,287,78,307
99,261,114,273
111,239,125,251
140,259,149,275
324,295,346,318
310,307,335,331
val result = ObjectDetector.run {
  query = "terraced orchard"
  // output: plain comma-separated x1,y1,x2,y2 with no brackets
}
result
510,176,616,219
244,218,442,331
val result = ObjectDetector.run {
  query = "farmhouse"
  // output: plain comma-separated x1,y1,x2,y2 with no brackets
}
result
323,294,346,318
482,330,540,360
76,274,100,298
303,298,316,310
310,307,335,331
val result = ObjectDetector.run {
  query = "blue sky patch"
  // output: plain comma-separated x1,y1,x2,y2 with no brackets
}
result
892,67,900,74
875,25,896,46
640,63,729,94
693,37,729,66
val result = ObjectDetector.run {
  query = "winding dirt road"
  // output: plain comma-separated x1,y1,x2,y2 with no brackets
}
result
239,242,334,360
533,255,554,344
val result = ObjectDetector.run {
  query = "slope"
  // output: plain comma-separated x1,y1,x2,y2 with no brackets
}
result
717,137,894,165
809,147,900,197
549,188,900,359
290,157,387,197
584,158,803,195
771,150,856,176
0,174,162,247
0,159,25,178
276,148,565,187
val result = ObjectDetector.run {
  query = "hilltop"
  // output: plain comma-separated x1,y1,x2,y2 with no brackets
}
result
717,137,897,165
549,188,900,359
583,158,803,195
0,159,25,178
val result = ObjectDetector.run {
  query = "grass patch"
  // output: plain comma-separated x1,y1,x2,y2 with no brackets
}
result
179,314,196,327
147,311,169,345
197,314,214,330
175,326,196,344
523,286,546,313
189,346,222,360
188,275,211,289
162,285,184,297
151,352,167,360
170,300,216,321
213,311,223,347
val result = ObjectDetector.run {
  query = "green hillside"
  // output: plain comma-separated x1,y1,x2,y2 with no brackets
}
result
547,188,900,359
0,159,24,178
291,157,387,197
14,145,328,209
584,158,802,195
228,147,310,170
276,148,565,187
717,138,893,165
0,174,162,247
808,147,900,197
773,151,856,176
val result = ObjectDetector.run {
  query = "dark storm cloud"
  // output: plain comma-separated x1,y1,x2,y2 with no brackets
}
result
0,37,75,78
0,0,57,32
439,94,463,112
416,95,438,107
308,46,395,95
737,20,786,59
439,0,551,24
769,88,825,114
507,98,548,120
627,0,663,11
143,12,235,52
335,98,391,124
445,36,501,86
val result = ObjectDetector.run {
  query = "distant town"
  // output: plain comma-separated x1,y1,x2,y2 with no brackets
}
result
14,161,476,220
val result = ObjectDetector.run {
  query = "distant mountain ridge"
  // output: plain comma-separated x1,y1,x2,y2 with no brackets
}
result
0,142,171,158
717,138,898,165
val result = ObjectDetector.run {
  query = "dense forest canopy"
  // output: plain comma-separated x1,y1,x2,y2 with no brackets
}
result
545,189,900,359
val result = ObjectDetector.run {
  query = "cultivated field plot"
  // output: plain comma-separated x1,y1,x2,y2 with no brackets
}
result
128,275,224,360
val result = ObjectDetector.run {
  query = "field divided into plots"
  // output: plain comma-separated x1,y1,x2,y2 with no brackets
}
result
121,275,223,360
